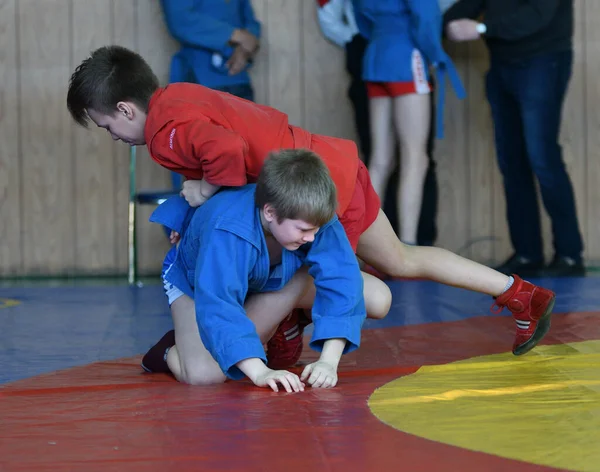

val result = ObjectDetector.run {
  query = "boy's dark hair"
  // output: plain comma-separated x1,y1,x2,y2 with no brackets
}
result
255,149,338,227
67,45,159,127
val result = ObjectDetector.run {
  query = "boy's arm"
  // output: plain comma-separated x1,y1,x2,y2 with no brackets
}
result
194,229,302,392
194,230,265,379
241,0,261,40
316,0,356,48
164,117,250,188
160,0,239,56
180,180,221,207
302,218,366,356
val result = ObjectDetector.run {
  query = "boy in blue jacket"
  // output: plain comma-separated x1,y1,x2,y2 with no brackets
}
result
143,149,391,392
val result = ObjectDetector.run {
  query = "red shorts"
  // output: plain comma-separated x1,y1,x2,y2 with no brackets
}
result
366,80,432,98
339,160,381,252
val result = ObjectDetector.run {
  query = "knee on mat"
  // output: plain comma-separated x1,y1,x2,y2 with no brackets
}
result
182,366,226,386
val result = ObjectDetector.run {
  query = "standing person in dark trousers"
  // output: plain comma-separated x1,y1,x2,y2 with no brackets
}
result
444,0,585,277
316,0,439,246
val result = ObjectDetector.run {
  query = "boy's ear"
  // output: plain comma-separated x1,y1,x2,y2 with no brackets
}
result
263,203,277,222
116,101,135,120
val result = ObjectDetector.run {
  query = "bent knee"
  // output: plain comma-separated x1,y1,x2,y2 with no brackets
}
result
182,366,226,386
364,277,392,320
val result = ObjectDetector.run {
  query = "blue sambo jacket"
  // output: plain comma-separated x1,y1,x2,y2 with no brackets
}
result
161,0,261,89
353,0,466,138
149,185,366,380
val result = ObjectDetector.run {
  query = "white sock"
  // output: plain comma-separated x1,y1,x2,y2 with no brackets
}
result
502,276,514,294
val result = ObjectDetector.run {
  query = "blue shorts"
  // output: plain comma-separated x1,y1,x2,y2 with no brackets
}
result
162,246,184,306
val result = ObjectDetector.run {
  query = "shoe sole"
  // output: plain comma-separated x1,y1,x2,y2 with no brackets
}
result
512,295,556,356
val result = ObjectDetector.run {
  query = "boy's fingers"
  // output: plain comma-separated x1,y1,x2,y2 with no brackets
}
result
277,375,292,393
300,364,312,381
309,370,324,387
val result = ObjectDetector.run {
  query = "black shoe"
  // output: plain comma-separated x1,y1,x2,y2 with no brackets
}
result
494,254,544,277
141,330,175,373
541,256,586,277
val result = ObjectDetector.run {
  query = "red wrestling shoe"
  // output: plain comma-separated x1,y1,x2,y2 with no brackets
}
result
266,309,307,370
491,275,555,355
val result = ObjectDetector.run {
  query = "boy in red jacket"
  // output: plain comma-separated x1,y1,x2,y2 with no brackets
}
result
67,46,556,372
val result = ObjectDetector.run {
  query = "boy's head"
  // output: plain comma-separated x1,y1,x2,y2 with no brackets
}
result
66,45,159,146
256,149,337,251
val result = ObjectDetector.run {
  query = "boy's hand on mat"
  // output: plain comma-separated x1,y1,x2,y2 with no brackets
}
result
256,369,305,393
300,361,338,388
238,358,304,393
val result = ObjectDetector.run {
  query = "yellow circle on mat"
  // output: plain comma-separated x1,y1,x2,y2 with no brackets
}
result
0,298,20,309
368,341,600,471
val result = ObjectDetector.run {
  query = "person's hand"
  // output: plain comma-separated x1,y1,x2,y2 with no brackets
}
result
226,46,251,76
300,360,338,388
180,180,207,207
254,368,305,393
446,19,481,42
231,29,259,55
169,230,180,244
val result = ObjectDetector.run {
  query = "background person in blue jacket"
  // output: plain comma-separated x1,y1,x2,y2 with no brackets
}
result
315,0,440,247
141,150,392,392
160,0,260,102
353,0,466,246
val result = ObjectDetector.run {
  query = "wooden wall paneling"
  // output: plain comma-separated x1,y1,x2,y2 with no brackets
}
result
585,0,600,264
489,75,511,263
465,41,494,263
559,0,587,263
248,0,269,106
0,0,21,275
19,0,74,274
71,0,115,273
134,0,177,274
112,0,138,273
434,41,470,255
264,0,303,127
301,1,356,141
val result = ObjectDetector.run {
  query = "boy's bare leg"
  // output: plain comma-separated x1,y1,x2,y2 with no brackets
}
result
167,295,225,385
165,268,314,385
356,210,556,356
165,267,392,384
296,271,391,320
357,210,509,296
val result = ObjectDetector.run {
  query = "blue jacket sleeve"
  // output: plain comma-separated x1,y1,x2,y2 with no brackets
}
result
303,218,366,354
194,229,266,380
405,0,466,139
160,0,235,56
241,0,261,39
352,0,372,40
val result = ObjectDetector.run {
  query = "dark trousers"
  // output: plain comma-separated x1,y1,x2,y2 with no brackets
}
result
486,49,583,261
345,34,438,246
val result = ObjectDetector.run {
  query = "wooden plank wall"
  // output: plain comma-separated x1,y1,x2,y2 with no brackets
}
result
0,0,596,277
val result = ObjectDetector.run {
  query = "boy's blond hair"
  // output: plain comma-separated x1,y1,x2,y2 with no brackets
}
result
255,149,337,226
